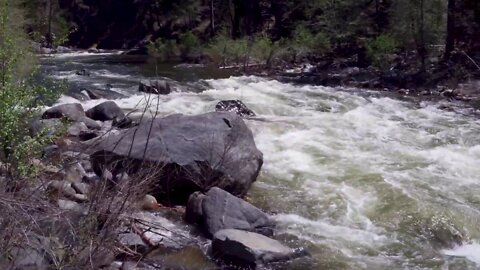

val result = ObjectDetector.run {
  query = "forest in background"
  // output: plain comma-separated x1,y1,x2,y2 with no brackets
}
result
18,0,480,75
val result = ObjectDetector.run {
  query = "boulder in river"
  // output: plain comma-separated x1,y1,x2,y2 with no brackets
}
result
185,187,274,237
90,112,263,204
139,80,173,95
215,100,256,117
75,68,91,76
42,103,85,121
80,88,101,100
86,101,125,121
212,229,308,267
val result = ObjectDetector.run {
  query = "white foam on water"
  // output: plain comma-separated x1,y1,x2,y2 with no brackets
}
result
44,51,124,59
443,242,480,264
51,75,480,268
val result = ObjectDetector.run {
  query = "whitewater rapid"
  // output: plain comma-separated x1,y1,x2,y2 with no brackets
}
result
43,53,480,269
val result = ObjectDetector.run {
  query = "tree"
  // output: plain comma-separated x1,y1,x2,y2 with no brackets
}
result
444,0,456,60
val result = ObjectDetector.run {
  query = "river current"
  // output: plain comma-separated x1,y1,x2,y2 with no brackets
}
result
41,52,480,269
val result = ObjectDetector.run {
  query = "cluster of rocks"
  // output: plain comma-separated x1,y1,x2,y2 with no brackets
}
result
16,92,309,269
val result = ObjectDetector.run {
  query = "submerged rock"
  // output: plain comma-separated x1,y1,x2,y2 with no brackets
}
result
215,100,256,117
186,187,274,237
86,101,125,121
112,116,135,129
75,68,91,76
212,229,308,267
91,112,263,204
139,80,173,95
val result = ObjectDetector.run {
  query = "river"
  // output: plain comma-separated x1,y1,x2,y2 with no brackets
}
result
40,52,480,269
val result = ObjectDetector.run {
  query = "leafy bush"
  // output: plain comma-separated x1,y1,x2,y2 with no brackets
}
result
179,31,200,57
206,31,248,67
0,0,60,176
250,36,280,66
148,37,179,61
287,24,331,61
367,34,398,68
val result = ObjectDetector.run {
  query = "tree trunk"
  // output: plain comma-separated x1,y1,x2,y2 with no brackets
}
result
46,0,53,48
444,0,456,60
418,0,427,71
210,0,215,37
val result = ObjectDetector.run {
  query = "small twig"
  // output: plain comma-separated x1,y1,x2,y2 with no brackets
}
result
462,51,480,71
131,222,157,247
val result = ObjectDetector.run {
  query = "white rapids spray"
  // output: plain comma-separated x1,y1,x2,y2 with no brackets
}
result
49,69,480,269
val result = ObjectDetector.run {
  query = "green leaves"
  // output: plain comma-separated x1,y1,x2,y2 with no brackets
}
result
367,34,398,68
0,0,61,177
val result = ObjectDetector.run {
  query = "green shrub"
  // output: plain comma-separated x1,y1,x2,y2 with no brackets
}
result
0,0,60,177
206,31,248,67
288,24,331,61
148,37,179,61
367,34,398,68
179,31,200,57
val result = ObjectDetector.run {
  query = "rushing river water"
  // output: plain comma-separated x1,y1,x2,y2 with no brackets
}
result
41,52,480,270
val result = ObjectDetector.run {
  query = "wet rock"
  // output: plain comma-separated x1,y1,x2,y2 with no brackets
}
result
91,112,263,204
113,116,135,129
118,233,148,254
42,103,85,121
212,229,308,267
132,212,194,249
139,80,173,95
81,88,101,99
86,101,125,121
56,46,74,53
442,89,457,98
75,68,91,76
215,100,256,117
186,187,273,237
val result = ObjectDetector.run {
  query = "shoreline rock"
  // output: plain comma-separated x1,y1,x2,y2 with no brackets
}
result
185,187,274,238
90,112,264,205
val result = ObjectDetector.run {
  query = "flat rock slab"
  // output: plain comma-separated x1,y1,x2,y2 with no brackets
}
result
212,229,307,267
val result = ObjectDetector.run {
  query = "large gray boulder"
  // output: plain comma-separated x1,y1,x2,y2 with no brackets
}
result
42,103,85,121
212,229,307,267
185,187,273,237
91,112,263,204
42,103,101,130
86,101,125,121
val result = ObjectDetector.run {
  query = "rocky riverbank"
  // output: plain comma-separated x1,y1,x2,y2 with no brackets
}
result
4,76,312,269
